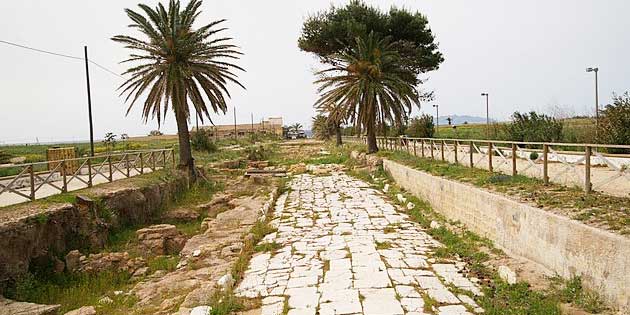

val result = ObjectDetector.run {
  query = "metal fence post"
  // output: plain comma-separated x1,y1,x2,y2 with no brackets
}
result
488,142,493,173
61,160,68,192
585,146,592,193
543,144,549,184
511,143,517,176
29,165,35,200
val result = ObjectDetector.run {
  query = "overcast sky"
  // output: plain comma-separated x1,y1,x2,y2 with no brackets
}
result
1,0,629,144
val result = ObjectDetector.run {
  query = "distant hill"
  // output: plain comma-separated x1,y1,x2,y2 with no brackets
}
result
436,115,493,126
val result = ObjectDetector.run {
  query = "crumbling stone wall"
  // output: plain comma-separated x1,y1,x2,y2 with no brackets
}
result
0,173,188,294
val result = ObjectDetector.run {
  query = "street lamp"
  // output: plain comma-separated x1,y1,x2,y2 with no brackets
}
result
586,67,599,136
481,93,489,138
432,104,439,137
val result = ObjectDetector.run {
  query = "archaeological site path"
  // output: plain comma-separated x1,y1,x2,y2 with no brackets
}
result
237,172,484,315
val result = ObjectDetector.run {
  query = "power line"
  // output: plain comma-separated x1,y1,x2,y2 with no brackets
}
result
0,39,124,79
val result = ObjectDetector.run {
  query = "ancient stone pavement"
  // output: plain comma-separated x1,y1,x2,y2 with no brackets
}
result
236,171,484,315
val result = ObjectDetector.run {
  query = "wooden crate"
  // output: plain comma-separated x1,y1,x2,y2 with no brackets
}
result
47,147,79,174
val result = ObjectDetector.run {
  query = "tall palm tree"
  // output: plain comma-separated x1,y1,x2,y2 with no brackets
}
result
290,123,303,133
112,0,244,178
315,33,420,153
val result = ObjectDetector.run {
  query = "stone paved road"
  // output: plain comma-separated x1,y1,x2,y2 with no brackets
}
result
237,172,484,315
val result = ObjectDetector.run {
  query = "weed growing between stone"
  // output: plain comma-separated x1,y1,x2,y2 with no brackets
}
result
344,162,590,314
6,271,136,314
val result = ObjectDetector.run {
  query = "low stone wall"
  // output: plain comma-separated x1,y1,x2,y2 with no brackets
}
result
0,173,188,294
383,159,630,311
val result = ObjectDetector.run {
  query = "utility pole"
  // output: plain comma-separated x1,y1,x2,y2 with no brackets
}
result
84,46,94,156
481,93,489,138
432,104,439,137
586,67,599,138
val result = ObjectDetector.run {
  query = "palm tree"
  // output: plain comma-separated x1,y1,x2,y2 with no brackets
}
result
315,33,420,153
290,123,303,133
112,0,244,178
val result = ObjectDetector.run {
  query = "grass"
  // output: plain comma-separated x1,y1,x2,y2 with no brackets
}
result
254,241,282,253
376,149,630,235
147,255,179,273
6,271,135,314
375,241,392,250
343,159,589,314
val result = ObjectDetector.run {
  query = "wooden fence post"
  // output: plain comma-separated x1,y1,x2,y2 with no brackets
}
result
421,139,425,158
488,142,493,173
469,141,474,167
125,154,130,177
108,156,113,182
430,140,435,159
511,143,517,176
172,149,176,168
151,152,157,171
162,150,167,168
441,140,445,161
139,153,144,174
29,165,35,200
61,160,68,192
543,144,549,184
454,141,458,164
584,146,592,193
413,140,417,156
87,158,93,187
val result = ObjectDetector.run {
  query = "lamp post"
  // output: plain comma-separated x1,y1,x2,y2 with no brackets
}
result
586,67,599,137
481,93,489,138
432,104,439,137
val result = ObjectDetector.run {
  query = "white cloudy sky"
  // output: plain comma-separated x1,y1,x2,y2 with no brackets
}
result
1,0,628,144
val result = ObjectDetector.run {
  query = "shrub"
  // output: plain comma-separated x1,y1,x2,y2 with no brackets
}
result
148,130,163,136
312,114,336,140
529,151,539,161
245,145,269,161
506,111,563,143
0,150,13,164
598,92,630,153
190,129,217,153
406,114,435,138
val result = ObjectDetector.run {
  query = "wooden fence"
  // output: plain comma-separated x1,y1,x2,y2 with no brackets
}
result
0,148,176,202
344,136,630,194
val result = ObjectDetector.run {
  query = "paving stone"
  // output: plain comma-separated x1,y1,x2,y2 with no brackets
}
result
235,172,484,314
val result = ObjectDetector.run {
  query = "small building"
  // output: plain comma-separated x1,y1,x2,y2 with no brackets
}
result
193,117,284,138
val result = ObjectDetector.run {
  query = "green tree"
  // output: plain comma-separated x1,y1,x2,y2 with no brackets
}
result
290,123,303,133
312,115,335,140
406,114,435,138
112,0,244,178
298,0,443,85
599,92,630,153
315,33,421,153
506,111,563,143
102,132,117,153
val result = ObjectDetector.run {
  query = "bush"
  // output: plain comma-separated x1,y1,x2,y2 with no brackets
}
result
312,114,336,140
506,111,563,143
0,150,12,164
190,129,217,153
148,130,163,136
245,145,269,161
529,151,539,161
406,114,435,138
598,92,630,153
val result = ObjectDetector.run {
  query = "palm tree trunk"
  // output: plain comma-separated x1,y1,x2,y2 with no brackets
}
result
335,123,342,146
174,107,196,181
367,124,378,153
